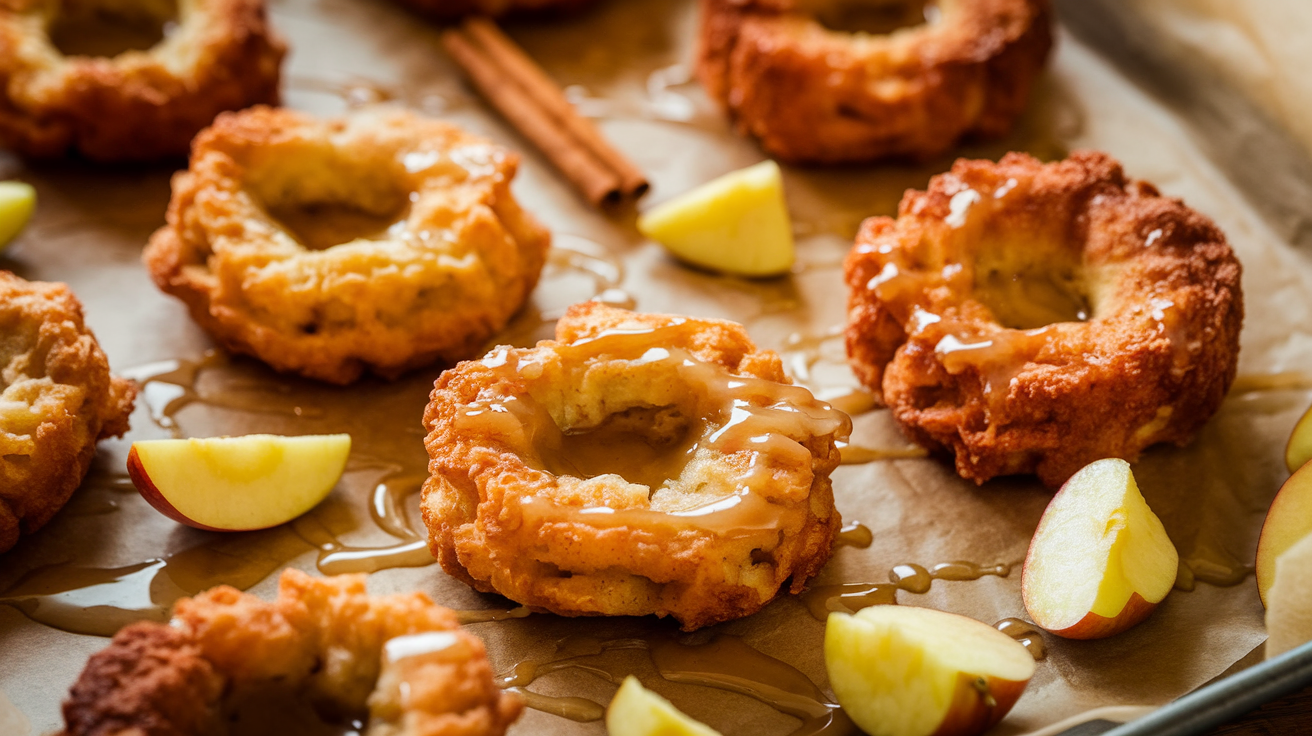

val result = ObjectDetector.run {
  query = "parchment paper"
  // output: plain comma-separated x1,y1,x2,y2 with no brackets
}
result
2,0,1311,734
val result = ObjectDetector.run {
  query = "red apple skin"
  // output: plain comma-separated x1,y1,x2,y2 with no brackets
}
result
1028,592,1158,640
1257,460,1312,607
126,445,232,532
933,672,1029,736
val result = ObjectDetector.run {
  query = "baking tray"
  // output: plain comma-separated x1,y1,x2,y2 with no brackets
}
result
2,0,1311,733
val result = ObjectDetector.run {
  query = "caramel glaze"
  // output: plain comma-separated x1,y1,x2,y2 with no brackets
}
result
801,561,1012,621
456,322,850,539
499,634,859,735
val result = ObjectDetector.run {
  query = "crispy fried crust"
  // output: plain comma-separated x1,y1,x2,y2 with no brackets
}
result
392,0,596,20
0,0,285,161
144,106,550,385
0,272,135,553
697,0,1053,163
422,302,849,630
844,151,1244,487
60,569,523,736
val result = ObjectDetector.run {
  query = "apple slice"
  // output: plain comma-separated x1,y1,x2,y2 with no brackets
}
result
636,160,795,277
1265,531,1312,659
0,181,35,248
605,676,721,736
1256,458,1312,606
824,606,1035,736
1021,458,1179,639
1284,401,1312,472
127,434,351,531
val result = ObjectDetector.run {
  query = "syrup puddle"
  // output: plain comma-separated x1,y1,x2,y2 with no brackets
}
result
121,352,322,438
837,442,929,464
801,561,1013,620
0,529,312,637
1228,371,1312,394
291,472,436,575
500,634,858,734
1173,558,1255,591
834,521,872,549
995,618,1048,661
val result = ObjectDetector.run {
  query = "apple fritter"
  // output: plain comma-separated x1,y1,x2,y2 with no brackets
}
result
0,0,284,161
59,569,522,736
0,272,135,554
144,106,550,384
844,151,1244,487
697,0,1052,163
422,302,850,631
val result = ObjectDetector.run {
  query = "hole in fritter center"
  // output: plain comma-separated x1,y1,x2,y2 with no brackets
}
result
541,405,703,490
267,200,410,252
48,0,178,57
972,252,1093,330
810,0,938,35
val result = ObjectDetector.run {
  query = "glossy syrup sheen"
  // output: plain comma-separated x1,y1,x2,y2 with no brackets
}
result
453,322,851,538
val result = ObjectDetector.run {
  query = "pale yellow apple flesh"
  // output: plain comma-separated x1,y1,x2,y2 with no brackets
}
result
824,606,1035,736
636,160,795,277
1256,458,1312,606
1283,401,1312,472
0,181,36,248
605,675,721,736
1265,531,1312,659
127,434,351,531
1021,458,1179,639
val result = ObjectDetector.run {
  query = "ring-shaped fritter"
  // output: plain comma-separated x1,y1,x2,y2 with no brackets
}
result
0,0,284,161
0,272,135,554
844,151,1244,488
59,569,523,736
422,302,850,631
697,0,1053,163
144,106,551,385
394,0,596,20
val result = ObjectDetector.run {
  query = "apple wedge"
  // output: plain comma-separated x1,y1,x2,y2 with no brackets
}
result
1256,458,1312,606
1283,401,1312,472
1021,458,1179,639
0,181,35,248
824,606,1035,736
1265,531,1312,659
636,160,795,277
605,676,721,736
127,434,351,531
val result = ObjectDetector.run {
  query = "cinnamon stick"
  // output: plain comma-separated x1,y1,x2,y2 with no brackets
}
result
441,18,649,207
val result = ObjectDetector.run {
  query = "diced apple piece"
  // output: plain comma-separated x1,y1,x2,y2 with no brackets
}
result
1256,459,1312,606
605,676,721,736
637,160,794,277
0,181,36,248
1284,401,1312,472
1265,531,1312,659
1021,458,1179,639
127,434,351,531
824,606,1035,736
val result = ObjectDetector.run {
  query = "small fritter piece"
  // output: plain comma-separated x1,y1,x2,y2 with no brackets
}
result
396,0,597,20
697,0,1053,163
844,151,1244,487
0,0,284,161
0,272,135,554
59,569,523,736
144,106,550,385
423,302,850,631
